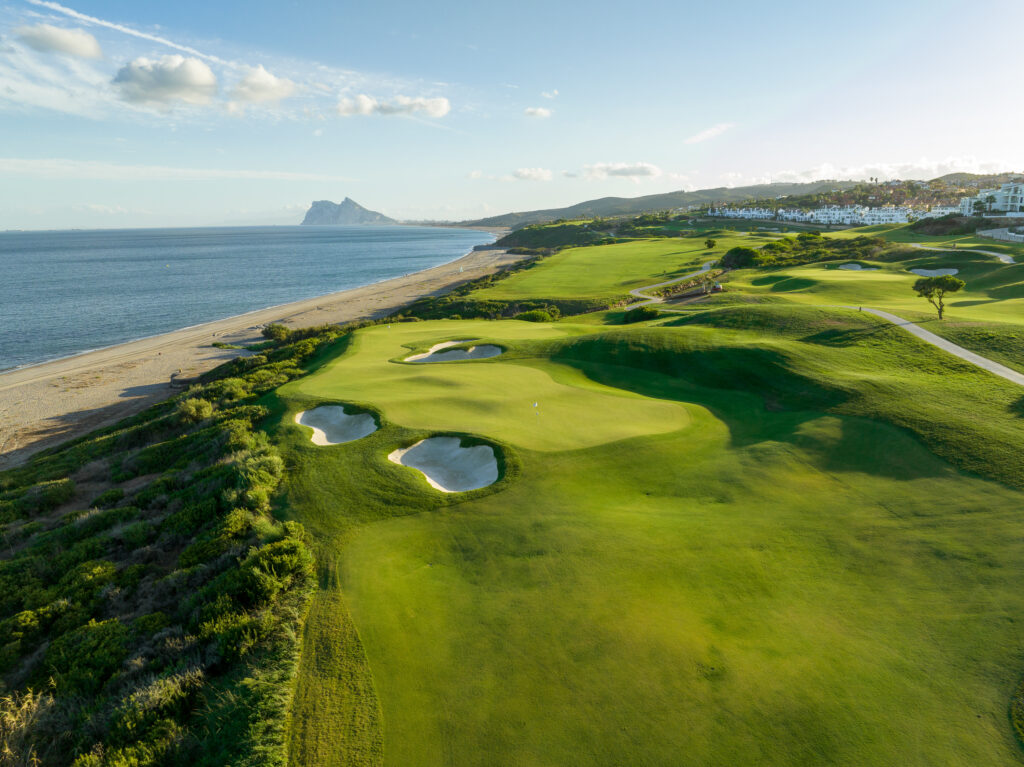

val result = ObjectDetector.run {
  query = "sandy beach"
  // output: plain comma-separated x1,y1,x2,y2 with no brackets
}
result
0,243,521,469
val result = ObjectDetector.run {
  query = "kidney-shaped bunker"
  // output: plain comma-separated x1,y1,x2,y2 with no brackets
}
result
295,405,377,445
388,436,499,492
910,268,959,277
405,340,503,363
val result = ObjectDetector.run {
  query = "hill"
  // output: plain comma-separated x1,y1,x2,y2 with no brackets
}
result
460,180,861,229
300,198,396,226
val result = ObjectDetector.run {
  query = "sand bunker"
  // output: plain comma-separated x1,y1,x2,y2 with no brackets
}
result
295,405,377,445
838,263,878,271
388,436,498,492
405,340,503,363
910,268,959,277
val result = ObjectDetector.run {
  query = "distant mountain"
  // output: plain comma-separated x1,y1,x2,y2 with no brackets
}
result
460,180,863,229
301,198,396,225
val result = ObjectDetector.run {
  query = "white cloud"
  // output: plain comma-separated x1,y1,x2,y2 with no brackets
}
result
229,65,295,105
0,42,113,117
584,162,662,181
16,24,102,59
112,55,217,105
684,122,735,145
524,106,552,118
0,157,352,181
337,93,450,118
26,0,235,67
541,89,558,99
513,167,552,181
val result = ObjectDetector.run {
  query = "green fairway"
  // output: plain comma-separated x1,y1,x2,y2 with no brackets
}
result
276,307,1024,766
470,236,761,302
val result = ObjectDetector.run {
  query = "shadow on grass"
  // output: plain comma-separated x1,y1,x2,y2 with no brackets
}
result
555,357,947,483
1012,396,1024,418
799,323,892,347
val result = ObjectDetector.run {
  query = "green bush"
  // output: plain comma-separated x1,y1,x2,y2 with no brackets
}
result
516,309,554,322
90,488,125,509
622,306,661,324
720,246,759,269
261,323,291,342
177,398,214,424
19,479,76,516
45,618,130,694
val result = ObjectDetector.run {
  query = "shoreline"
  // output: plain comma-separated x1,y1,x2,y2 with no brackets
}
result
0,242,521,469
1,236,496,376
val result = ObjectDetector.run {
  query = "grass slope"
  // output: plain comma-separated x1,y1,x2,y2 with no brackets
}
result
469,237,752,302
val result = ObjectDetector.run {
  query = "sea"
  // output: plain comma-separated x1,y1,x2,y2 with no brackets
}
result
0,225,493,372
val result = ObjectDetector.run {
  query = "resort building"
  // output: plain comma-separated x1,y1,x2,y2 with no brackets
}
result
959,181,1024,216
708,205,916,226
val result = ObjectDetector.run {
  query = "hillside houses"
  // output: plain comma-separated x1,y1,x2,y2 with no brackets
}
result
707,203,964,226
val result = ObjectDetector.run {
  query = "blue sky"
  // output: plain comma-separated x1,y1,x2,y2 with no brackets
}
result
1,0,1021,229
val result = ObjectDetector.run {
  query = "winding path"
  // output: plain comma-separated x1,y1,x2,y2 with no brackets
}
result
912,243,1016,264
628,260,718,307
625,254,1023,387
847,307,1024,386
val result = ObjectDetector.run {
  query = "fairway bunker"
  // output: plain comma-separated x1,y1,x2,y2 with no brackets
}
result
294,405,377,445
910,268,959,277
388,436,498,492
405,340,503,363
838,263,878,271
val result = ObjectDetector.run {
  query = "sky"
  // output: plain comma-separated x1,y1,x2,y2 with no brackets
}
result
1,0,1022,229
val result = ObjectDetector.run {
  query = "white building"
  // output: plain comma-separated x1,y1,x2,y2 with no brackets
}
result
709,204,917,226
960,181,1024,216
918,206,961,219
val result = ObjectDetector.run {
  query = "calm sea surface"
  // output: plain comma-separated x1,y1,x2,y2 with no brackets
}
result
0,225,492,371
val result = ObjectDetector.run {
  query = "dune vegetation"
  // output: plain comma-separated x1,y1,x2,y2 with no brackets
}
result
3,216,1024,766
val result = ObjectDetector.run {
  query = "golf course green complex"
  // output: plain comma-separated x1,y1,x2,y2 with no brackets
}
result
271,221,1024,766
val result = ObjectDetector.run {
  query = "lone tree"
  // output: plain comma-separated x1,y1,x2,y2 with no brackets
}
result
705,238,717,250
913,274,965,320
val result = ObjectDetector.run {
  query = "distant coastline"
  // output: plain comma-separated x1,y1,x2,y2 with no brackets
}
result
0,240,523,468
0,224,495,372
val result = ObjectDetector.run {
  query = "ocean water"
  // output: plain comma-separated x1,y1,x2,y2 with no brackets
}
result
0,225,493,372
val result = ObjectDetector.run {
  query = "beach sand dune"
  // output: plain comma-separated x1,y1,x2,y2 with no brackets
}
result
0,245,518,469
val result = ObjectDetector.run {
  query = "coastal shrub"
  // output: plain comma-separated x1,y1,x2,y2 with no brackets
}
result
261,323,292,342
622,306,661,324
0,322,327,764
45,618,130,695
177,398,214,424
721,246,759,269
516,309,554,322
91,488,125,509
17,478,75,516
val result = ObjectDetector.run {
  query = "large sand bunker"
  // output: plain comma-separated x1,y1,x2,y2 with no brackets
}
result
838,263,878,271
405,340,503,363
295,405,377,445
910,268,959,277
388,436,498,492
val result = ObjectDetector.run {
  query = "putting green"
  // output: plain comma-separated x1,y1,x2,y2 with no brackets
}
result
284,320,690,451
